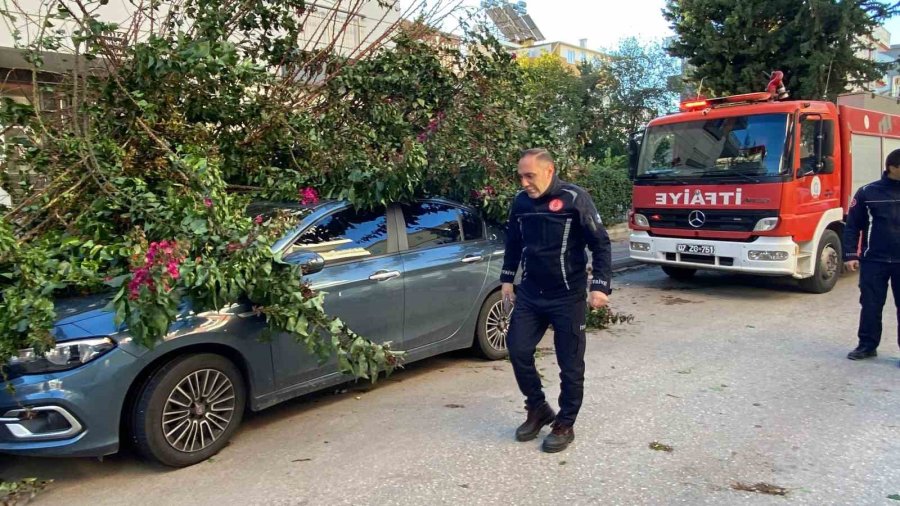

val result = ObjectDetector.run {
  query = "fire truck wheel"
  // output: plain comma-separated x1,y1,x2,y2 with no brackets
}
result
798,230,842,294
661,266,697,280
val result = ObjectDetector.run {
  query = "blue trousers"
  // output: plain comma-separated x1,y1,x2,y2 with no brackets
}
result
857,261,900,351
507,289,587,427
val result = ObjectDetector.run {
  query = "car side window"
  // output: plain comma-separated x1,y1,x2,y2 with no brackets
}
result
292,207,388,263
460,208,484,241
402,202,462,249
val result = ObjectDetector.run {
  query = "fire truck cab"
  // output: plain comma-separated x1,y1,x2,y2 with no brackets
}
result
627,83,900,293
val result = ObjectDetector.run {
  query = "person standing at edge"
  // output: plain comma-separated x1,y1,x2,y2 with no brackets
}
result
843,148,900,364
500,148,612,453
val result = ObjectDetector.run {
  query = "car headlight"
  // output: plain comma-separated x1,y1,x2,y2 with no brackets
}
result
6,338,116,377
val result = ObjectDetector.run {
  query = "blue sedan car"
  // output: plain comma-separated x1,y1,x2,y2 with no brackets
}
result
1,198,510,467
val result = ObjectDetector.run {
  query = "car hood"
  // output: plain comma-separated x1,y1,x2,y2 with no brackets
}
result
53,292,121,342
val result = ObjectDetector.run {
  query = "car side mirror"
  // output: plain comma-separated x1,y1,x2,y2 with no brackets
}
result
283,250,326,275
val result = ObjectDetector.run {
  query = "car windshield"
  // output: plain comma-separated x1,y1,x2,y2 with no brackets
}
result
637,113,791,181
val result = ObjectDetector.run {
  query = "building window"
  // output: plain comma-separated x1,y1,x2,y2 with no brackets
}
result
566,50,575,64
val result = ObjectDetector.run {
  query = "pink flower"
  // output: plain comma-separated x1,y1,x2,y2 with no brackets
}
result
203,197,213,208
159,240,174,255
128,267,150,300
166,261,180,279
254,215,263,225
299,187,319,206
416,132,428,142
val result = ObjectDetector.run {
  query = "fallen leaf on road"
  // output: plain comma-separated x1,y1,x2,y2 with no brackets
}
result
559,461,567,466
731,482,788,496
292,458,312,463
649,442,674,452
888,494,900,501
459,484,470,489
445,404,465,409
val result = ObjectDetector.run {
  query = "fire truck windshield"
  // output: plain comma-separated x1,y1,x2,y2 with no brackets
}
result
637,113,791,182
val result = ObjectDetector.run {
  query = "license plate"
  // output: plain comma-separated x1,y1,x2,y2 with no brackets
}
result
677,244,715,255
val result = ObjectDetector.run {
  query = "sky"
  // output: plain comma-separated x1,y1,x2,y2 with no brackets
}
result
415,0,900,51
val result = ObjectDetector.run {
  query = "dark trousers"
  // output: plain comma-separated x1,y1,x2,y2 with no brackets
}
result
857,261,900,351
506,289,586,427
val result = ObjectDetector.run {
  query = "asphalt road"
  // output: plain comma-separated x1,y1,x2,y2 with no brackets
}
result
3,266,899,505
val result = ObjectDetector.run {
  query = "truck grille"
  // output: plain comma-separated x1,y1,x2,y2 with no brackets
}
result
635,208,778,232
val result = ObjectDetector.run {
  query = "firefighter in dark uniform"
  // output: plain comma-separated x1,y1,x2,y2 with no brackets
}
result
501,148,612,453
843,148,900,363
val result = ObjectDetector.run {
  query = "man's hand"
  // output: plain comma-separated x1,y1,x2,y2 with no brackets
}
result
501,282,516,306
588,291,609,309
844,260,860,272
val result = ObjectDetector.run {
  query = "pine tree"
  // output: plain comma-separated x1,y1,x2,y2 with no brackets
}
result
663,0,898,100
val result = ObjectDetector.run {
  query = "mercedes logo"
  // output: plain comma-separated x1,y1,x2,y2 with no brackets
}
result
688,210,706,228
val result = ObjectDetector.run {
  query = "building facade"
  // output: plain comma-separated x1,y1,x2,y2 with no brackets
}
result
513,39,608,69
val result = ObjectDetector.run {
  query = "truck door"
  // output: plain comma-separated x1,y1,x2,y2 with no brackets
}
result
794,114,839,224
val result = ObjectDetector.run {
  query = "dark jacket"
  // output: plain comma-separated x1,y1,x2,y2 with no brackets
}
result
843,174,900,263
500,176,612,297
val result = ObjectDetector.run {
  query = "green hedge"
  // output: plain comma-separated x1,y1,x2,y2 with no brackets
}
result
572,163,633,225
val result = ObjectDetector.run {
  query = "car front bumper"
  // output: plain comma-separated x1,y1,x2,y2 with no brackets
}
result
0,346,138,458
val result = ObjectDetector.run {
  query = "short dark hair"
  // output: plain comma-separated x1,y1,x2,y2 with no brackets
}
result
520,148,554,167
887,149,900,172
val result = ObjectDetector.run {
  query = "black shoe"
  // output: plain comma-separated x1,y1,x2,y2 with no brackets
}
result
542,422,575,453
515,402,556,442
847,348,877,360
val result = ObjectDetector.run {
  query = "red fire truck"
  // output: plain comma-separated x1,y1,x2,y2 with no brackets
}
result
627,76,900,293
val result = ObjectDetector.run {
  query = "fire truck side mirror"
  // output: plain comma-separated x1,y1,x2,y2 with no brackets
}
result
627,129,644,180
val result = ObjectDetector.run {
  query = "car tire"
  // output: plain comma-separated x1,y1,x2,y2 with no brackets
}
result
798,229,842,294
132,353,245,467
661,265,697,280
474,291,509,360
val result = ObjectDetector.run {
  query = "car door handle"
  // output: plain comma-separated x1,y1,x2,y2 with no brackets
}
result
461,255,483,263
369,270,400,281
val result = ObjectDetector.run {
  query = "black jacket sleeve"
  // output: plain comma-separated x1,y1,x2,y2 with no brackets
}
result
500,197,521,284
842,187,868,261
577,191,612,294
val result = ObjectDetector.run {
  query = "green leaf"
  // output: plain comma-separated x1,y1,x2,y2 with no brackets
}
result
189,219,208,235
